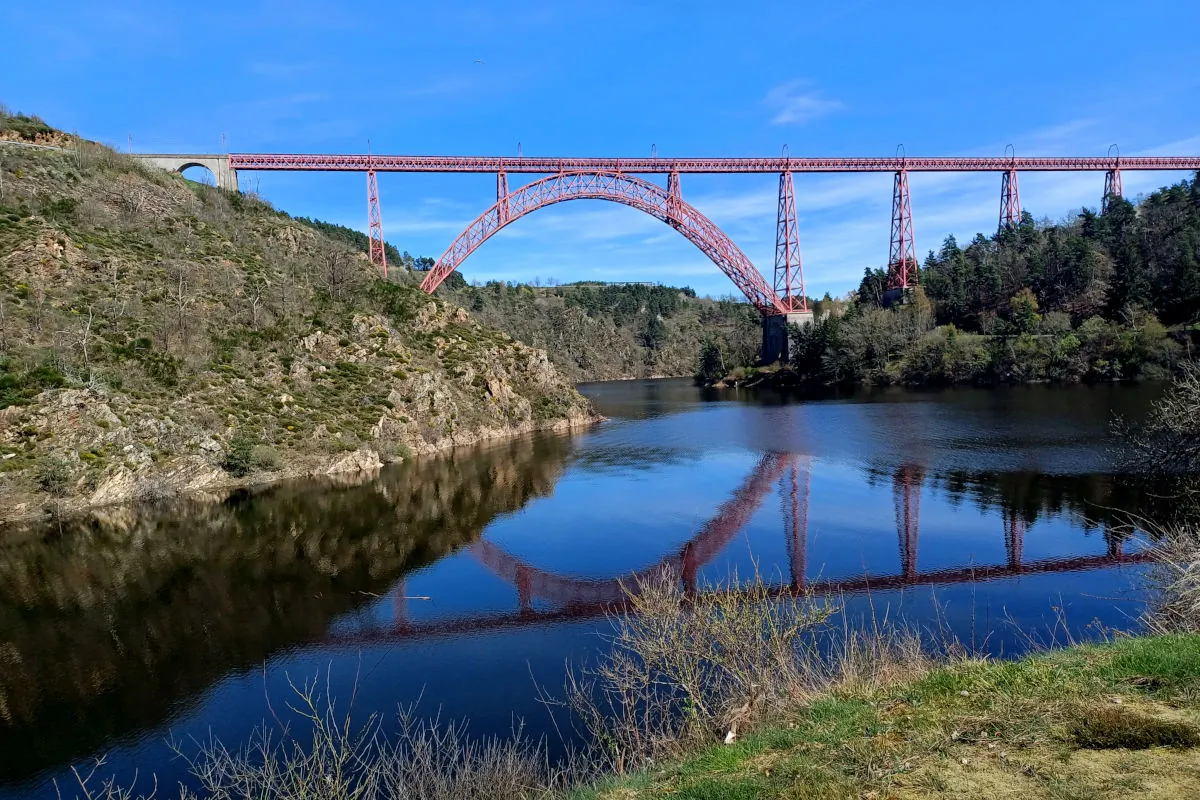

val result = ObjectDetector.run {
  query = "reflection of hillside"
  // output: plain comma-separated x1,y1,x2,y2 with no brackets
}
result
573,444,690,472
0,433,573,784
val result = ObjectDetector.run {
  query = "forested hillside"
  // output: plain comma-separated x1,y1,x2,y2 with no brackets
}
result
0,110,594,520
439,280,763,381
786,175,1200,386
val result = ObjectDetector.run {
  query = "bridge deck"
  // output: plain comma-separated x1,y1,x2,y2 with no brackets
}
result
226,154,1200,173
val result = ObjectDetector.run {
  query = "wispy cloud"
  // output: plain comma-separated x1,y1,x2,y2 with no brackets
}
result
249,61,321,79
765,81,844,126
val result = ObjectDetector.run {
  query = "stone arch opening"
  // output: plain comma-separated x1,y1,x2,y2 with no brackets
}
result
179,162,217,186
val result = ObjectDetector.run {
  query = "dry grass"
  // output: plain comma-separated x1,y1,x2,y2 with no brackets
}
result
1119,363,1200,475
59,563,1200,800
1144,522,1200,634
61,673,574,800
552,571,936,775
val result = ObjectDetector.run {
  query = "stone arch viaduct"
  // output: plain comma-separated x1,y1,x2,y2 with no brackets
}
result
130,154,240,191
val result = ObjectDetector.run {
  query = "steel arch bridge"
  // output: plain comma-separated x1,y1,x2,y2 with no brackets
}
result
132,148,1200,324
417,170,788,315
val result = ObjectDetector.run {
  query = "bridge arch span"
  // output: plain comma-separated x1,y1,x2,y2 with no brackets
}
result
418,171,787,315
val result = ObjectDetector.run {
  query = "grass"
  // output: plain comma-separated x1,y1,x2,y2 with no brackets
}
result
576,634,1200,799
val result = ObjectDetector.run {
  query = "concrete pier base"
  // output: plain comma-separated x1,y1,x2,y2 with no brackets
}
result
761,311,814,365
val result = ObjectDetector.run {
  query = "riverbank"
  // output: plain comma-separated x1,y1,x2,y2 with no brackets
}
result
0,116,602,526
577,633,1200,799
0,407,600,526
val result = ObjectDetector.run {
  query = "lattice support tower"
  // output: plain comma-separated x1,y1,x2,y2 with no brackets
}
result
680,541,699,595
1103,167,1122,213
497,171,510,223
666,170,683,223
516,565,533,614
999,168,1022,231
1004,511,1025,569
888,169,919,289
894,465,923,579
392,578,408,629
782,457,811,590
774,170,807,311
1105,524,1124,559
367,169,387,276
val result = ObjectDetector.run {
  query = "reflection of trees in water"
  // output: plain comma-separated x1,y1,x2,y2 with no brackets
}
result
0,434,574,785
862,462,1195,538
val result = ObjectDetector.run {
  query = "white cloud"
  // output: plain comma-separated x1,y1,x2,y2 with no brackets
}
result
765,81,844,126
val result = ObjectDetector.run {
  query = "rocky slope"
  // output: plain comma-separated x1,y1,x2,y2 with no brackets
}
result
441,280,763,382
0,112,596,522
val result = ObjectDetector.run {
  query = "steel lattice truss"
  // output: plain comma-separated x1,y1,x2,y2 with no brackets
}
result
419,171,787,313
1103,168,1123,212
888,170,918,290
228,153,1200,173
1000,169,1022,231
774,171,807,311
366,170,386,275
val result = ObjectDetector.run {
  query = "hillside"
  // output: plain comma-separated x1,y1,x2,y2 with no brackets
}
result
440,280,763,381
0,111,595,522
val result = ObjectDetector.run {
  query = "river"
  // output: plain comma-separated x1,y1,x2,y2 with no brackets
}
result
0,380,1170,797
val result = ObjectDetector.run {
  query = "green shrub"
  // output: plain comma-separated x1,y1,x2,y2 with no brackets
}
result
34,455,71,495
220,431,258,477
250,445,282,471
0,112,54,141
38,195,78,223
0,360,66,409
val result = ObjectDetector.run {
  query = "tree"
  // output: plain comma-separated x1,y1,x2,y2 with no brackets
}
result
637,316,667,352
697,338,726,383
856,268,888,307
320,251,357,300
1009,288,1041,334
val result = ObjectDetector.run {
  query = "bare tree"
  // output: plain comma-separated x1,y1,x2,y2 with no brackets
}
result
120,186,148,218
165,262,195,347
246,274,269,328
58,305,96,373
0,297,9,353
320,251,357,300
29,276,47,334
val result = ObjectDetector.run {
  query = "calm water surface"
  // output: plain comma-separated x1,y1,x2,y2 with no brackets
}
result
0,381,1168,797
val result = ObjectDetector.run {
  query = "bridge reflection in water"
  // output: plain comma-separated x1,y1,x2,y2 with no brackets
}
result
333,453,1149,647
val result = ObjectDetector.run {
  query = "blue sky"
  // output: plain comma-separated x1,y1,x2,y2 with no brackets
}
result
5,0,1199,299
